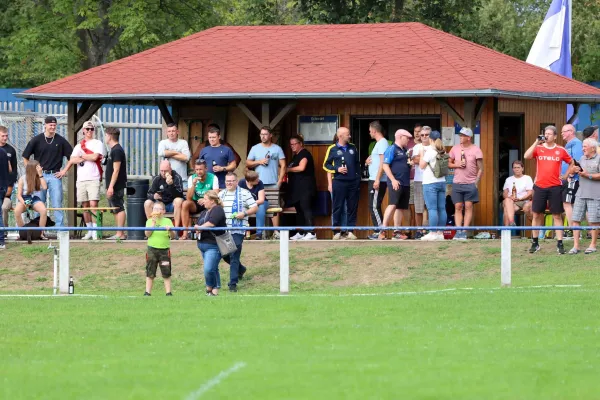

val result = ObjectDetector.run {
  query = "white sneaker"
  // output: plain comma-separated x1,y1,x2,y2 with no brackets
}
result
435,232,445,241
290,233,305,241
272,231,280,240
301,233,317,240
420,232,436,241
345,232,357,240
0,244,5,250
333,233,343,240
81,231,93,240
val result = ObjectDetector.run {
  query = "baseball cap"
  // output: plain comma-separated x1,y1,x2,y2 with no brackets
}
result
582,125,598,139
395,129,412,138
430,130,441,140
459,127,473,137
82,121,95,129
44,116,57,124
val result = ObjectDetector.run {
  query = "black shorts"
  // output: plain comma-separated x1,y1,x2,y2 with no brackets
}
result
532,185,563,214
388,185,410,209
146,247,171,278
108,188,125,213
561,179,579,204
188,200,205,214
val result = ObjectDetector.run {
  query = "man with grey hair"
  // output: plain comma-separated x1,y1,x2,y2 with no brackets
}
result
525,125,574,254
569,137,600,254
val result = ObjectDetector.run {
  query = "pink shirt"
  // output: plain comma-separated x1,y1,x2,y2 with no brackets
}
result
449,144,483,184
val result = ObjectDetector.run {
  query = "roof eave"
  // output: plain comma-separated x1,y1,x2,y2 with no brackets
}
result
15,89,600,103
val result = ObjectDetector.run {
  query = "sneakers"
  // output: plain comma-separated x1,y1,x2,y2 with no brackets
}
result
81,231,93,240
290,233,305,241
301,232,317,241
414,231,424,240
92,230,98,241
239,266,247,280
557,242,566,255
528,242,540,253
368,232,380,240
166,292,173,296
0,244,5,250
228,284,238,292
272,231,280,240
143,292,151,296
392,231,408,240
345,232,357,240
333,232,343,240
420,232,437,241
453,231,467,241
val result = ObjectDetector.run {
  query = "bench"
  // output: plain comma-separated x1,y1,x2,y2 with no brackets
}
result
47,207,118,239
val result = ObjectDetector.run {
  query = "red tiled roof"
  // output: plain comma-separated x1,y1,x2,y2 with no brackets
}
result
22,23,600,101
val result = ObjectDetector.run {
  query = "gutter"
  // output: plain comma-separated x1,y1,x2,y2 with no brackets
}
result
14,89,600,103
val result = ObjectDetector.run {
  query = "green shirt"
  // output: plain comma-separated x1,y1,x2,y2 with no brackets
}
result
146,217,173,249
191,173,216,201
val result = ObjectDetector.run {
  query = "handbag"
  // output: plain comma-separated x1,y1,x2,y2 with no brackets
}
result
213,231,238,257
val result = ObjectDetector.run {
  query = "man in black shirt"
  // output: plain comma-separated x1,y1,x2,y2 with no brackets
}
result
0,145,11,250
104,127,127,240
145,160,185,229
0,126,17,227
22,116,73,227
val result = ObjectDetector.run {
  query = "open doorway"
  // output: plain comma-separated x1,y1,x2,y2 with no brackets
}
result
498,114,524,226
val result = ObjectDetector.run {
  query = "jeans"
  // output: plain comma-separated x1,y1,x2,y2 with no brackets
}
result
223,233,245,286
198,242,221,289
0,187,5,245
255,200,269,236
39,173,64,227
423,182,447,227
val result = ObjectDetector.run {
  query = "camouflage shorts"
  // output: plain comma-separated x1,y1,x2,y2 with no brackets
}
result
146,247,171,278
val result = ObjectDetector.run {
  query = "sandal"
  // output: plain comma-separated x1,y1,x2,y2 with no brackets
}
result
584,248,597,254
40,234,49,241
568,248,579,255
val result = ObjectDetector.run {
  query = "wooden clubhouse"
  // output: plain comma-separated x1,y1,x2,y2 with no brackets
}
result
19,23,600,238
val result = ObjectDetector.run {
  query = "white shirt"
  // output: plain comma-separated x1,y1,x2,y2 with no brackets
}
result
503,175,533,199
71,139,105,181
422,146,447,185
158,139,191,188
412,143,424,182
218,187,257,234
369,138,389,182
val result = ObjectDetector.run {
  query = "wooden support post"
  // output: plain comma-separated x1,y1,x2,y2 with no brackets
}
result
262,102,270,127
473,98,487,127
73,102,103,133
270,103,296,129
156,100,174,125
236,102,263,130
66,101,78,231
434,98,466,126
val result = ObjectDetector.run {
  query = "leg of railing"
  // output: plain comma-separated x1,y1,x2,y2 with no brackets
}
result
59,231,70,294
501,229,511,287
280,230,289,294
52,247,59,295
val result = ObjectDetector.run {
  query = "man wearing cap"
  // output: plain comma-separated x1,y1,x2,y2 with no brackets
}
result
379,129,412,240
448,127,483,240
560,124,583,233
582,125,599,152
69,121,105,240
158,123,190,190
22,116,73,227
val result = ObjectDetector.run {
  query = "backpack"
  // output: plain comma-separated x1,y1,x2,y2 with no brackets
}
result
428,151,450,178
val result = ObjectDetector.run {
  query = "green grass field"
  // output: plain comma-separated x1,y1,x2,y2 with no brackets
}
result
1,240,599,399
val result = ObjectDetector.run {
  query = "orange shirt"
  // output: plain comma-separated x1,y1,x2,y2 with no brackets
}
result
532,145,572,188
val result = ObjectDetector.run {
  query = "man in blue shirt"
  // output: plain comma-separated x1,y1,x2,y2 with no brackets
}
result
323,127,360,240
560,124,583,229
365,121,389,240
379,129,412,240
198,127,237,189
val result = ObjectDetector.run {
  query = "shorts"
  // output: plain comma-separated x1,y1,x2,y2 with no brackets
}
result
451,183,479,204
108,188,125,213
77,180,101,202
413,181,424,213
146,247,172,278
389,185,410,209
514,200,529,210
22,194,43,206
188,200,205,214
532,185,563,214
561,179,579,204
409,181,415,205
572,197,600,223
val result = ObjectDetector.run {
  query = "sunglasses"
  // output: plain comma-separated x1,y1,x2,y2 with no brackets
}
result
84,128,95,131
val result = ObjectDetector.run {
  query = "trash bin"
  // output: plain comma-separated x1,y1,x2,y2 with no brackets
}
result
126,179,149,240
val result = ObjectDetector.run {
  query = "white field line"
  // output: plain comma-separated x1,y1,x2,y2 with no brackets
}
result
184,362,246,400
0,284,594,300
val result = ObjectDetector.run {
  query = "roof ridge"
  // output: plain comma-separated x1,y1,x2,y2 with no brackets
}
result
418,24,600,94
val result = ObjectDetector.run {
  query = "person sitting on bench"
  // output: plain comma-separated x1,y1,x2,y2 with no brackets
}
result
181,159,218,240
145,160,184,232
14,161,48,240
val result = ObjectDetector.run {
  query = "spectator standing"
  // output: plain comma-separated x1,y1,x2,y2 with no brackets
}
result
245,126,286,238
582,125,599,141
380,129,412,240
411,126,431,239
195,191,227,296
158,123,191,190
419,130,447,241
181,160,218,240
198,126,237,189
218,173,257,292
524,125,573,254
14,161,47,239
0,144,11,249
143,201,175,296
569,138,600,254
327,133,347,232
286,134,317,241
365,121,389,240
448,127,483,240
0,127,17,227
22,116,73,227
105,127,127,240
69,121,104,240
324,127,360,240
406,123,421,238
239,171,267,240
502,161,533,226
190,123,241,171
144,160,184,231
560,124,583,230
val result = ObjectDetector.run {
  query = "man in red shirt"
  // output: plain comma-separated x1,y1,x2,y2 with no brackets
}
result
524,125,574,254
